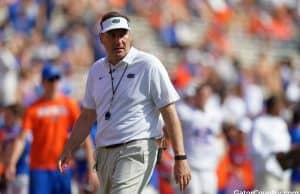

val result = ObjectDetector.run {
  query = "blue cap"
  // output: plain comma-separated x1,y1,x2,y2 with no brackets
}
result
42,64,61,80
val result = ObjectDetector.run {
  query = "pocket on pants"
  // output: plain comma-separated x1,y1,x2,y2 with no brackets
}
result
127,147,145,165
113,148,146,183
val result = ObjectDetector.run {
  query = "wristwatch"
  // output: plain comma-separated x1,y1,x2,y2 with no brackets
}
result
174,155,187,160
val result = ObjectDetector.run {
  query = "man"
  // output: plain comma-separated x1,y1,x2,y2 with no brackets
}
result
58,11,191,193
290,106,300,190
176,82,223,194
249,95,291,191
5,64,98,194
1,104,30,194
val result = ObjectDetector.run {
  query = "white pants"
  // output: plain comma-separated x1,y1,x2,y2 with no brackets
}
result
182,168,217,194
6,174,29,194
255,171,291,191
95,139,158,194
291,182,300,192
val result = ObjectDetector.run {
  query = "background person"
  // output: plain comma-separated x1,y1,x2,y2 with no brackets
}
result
176,82,223,194
249,95,291,191
1,104,30,194
5,64,98,194
289,104,300,191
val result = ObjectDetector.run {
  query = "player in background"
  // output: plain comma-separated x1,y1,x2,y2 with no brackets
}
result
1,104,31,194
289,104,300,191
5,64,99,194
156,127,175,194
176,82,224,194
249,95,291,191
72,122,99,194
222,122,254,192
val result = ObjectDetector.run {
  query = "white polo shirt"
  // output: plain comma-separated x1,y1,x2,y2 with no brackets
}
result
82,47,180,147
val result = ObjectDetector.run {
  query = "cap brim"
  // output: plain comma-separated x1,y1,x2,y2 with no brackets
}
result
43,74,61,80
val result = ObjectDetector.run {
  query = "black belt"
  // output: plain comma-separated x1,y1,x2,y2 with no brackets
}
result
103,140,136,149
103,138,154,149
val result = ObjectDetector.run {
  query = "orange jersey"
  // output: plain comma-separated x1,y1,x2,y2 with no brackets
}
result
217,154,231,190
0,130,5,175
229,145,254,190
22,94,80,170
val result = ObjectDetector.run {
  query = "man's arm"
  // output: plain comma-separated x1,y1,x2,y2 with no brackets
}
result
5,130,27,181
58,108,96,172
160,104,185,155
160,103,191,191
84,135,96,172
83,135,100,191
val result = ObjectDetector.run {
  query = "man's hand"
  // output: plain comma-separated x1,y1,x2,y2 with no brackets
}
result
174,159,191,191
57,150,72,173
87,170,100,192
5,164,16,181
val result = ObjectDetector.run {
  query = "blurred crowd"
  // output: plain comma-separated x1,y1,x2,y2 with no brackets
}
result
1,0,300,194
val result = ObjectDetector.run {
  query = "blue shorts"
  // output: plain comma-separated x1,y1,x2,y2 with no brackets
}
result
30,169,72,194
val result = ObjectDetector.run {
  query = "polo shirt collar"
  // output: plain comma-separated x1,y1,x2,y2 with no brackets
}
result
104,47,138,69
122,46,137,65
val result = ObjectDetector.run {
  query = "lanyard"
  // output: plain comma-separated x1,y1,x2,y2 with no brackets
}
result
105,63,128,120
109,63,128,95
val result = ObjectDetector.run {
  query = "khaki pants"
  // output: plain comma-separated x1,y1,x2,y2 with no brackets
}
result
94,139,158,194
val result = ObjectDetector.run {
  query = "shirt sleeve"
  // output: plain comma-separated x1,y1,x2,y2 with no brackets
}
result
67,98,81,124
150,58,180,109
82,69,96,109
22,108,34,132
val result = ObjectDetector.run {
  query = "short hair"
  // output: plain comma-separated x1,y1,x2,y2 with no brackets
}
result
100,11,130,29
4,104,24,117
195,82,212,94
265,95,282,113
292,104,300,124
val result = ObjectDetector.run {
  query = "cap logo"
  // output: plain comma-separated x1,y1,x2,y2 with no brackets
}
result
112,19,120,23
100,17,130,33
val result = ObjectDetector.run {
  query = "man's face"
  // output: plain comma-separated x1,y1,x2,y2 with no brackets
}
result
195,86,212,109
100,29,131,64
3,108,15,127
42,76,60,94
273,101,283,116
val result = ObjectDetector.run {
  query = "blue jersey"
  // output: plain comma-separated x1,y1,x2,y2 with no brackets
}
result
16,140,30,175
90,122,97,146
3,126,31,175
290,127,300,183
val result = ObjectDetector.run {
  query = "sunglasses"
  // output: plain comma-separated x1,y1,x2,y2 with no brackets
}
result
46,76,60,82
